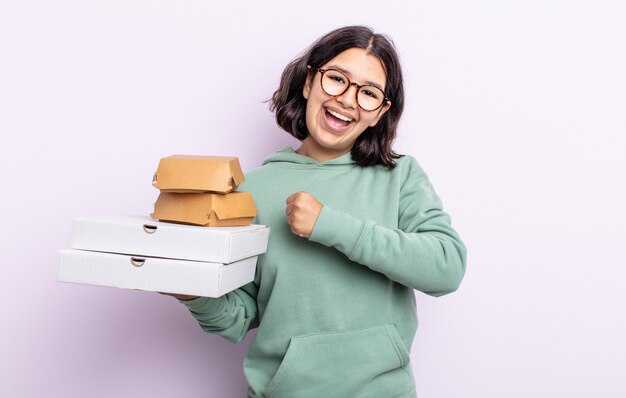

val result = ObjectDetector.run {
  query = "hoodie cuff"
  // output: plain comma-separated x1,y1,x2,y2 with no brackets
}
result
180,296,226,315
309,205,367,259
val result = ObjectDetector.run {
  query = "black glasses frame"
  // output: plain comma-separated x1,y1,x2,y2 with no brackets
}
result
310,66,389,112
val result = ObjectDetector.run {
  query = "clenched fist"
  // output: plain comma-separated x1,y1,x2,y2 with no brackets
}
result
285,192,323,239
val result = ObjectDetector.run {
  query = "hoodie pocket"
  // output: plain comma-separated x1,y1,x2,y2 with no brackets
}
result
263,323,413,398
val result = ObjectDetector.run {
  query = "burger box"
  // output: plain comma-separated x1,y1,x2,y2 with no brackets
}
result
151,191,257,227
152,155,245,193
65,215,269,264
57,249,258,297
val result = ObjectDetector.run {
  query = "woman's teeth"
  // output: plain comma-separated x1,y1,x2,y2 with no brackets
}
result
327,109,353,122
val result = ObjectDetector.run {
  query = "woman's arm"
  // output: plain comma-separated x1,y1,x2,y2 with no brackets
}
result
307,157,467,297
175,281,259,343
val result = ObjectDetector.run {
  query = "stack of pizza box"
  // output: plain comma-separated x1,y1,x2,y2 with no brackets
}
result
57,155,269,298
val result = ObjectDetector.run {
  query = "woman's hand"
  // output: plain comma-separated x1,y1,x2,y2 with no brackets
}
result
159,292,199,301
285,192,323,239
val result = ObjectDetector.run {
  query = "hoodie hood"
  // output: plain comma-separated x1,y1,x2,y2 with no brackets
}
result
262,147,356,168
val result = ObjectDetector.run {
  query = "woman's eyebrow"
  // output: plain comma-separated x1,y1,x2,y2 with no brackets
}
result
325,65,385,91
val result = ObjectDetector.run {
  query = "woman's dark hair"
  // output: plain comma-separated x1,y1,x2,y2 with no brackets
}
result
270,25,404,168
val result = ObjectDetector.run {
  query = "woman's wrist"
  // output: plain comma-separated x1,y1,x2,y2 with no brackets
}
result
159,292,200,301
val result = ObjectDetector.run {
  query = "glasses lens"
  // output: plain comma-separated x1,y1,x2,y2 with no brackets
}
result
320,70,349,96
357,86,385,111
320,69,386,111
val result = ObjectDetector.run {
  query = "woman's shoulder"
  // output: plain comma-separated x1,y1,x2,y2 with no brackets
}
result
239,158,284,192
391,154,425,176
394,154,416,167
239,166,267,189
389,154,435,194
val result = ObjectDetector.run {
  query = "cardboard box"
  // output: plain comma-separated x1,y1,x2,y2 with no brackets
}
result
57,249,257,297
69,215,269,264
151,191,257,227
152,155,245,193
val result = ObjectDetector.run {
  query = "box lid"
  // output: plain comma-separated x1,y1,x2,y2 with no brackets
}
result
152,155,245,193
69,215,269,263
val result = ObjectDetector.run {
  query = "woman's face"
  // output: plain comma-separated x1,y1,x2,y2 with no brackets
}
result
300,47,391,161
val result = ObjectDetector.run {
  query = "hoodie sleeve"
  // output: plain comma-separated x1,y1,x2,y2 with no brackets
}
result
179,281,258,343
308,157,467,297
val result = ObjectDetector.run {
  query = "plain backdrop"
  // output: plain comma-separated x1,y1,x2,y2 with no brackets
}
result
1,1,625,397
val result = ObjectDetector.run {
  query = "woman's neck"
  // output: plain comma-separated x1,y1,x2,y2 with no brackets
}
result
296,137,351,162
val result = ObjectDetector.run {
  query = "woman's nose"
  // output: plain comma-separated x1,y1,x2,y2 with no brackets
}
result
335,83,359,109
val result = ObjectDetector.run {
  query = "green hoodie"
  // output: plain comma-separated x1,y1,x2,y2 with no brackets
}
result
182,147,466,398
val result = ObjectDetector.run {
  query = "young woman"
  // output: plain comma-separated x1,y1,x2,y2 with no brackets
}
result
172,25,466,398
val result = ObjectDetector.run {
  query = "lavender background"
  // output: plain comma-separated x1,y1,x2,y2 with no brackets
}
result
1,1,625,397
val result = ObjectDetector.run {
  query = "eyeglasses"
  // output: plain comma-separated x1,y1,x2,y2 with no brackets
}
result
311,67,389,112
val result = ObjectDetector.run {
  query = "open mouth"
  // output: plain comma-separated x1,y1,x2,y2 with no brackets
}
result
324,108,354,129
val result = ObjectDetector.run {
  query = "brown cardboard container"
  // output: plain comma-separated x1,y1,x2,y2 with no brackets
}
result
151,191,257,226
152,155,245,193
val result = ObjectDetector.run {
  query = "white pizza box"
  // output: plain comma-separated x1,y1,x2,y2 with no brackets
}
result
57,249,257,297
69,215,269,264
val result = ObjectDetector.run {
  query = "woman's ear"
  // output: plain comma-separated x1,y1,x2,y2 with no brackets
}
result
369,101,392,127
303,67,313,99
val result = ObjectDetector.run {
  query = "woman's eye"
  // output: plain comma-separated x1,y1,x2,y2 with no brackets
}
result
329,74,345,84
361,88,379,99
